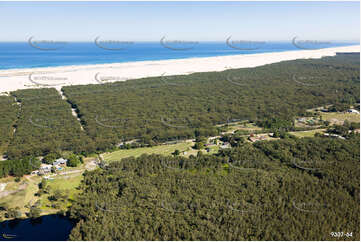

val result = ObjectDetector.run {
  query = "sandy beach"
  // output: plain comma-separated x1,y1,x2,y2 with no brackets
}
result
0,45,359,93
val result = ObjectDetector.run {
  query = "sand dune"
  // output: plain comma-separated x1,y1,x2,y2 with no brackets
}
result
0,45,359,93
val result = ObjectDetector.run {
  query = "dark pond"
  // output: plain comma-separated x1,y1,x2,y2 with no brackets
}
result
0,214,75,241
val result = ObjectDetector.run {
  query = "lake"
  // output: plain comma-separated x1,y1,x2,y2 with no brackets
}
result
0,214,75,241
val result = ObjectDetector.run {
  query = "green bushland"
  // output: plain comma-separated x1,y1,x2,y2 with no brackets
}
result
6,88,95,159
69,135,360,240
62,53,360,151
0,96,18,154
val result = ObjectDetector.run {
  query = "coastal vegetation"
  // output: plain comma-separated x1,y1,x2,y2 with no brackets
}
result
0,53,358,161
0,53,359,239
68,135,360,240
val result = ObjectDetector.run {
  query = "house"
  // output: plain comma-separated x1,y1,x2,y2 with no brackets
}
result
53,158,67,166
323,133,346,140
39,164,52,174
31,170,39,175
248,135,267,143
347,109,360,114
53,165,63,170
297,117,307,123
220,142,231,149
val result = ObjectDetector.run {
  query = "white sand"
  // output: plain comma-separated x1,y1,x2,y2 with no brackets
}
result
0,45,359,93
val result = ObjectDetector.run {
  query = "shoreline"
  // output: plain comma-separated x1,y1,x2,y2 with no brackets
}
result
0,45,359,93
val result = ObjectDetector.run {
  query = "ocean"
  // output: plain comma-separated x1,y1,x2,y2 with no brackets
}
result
0,41,357,70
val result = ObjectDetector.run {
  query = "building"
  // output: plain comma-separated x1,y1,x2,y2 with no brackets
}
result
323,133,346,140
31,170,39,175
248,135,267,143
347,109,360,114
39,164,52,174
53,158,67,166
53,165,63,170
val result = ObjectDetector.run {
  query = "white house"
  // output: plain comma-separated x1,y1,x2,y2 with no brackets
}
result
53,158,67,166
347,109,360,114
39,164,52,173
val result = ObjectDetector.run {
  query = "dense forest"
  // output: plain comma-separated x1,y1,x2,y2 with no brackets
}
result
0,53,359,161
69,135,360,240
6,88,94,159
62,53,359,150
0,96,18,154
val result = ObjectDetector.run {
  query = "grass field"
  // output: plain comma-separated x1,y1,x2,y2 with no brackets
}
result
0,175,42,216
103,141,194,162
289,129,326,138
321,112,360,124
40,174,83,212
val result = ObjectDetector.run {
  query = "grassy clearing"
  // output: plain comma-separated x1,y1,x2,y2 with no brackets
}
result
103,141,194,162
39,174,83,212
321,112,360,124
289,129,326,138
0,175,42,216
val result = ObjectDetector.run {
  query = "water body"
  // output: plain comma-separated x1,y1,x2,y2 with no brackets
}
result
0,215,75,241
0,41,357,70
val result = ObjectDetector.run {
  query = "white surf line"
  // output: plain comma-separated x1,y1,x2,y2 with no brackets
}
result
57,89,85,131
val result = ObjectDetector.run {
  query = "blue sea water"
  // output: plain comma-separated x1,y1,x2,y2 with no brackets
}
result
0,41,357,70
